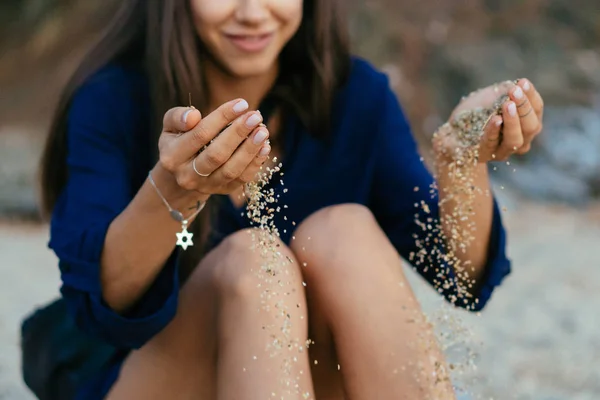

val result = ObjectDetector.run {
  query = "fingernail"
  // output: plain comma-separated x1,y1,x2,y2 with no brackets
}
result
246,113,263,128
513,86,523,100
233,99,249,113
522,80,531,91
508,102,517,116
259,145,271,156
253,129,268,145
182,109,193,124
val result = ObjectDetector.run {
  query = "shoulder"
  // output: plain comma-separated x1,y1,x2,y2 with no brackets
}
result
336,56,391,106
347,56,389,87
332,57,403,121
68,62,149,132
73,62,147,102
330,56,409,135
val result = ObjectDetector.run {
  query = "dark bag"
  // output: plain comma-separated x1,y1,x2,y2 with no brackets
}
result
20,298,118,400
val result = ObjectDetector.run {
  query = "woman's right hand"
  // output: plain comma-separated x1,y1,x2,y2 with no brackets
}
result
158,98,272,196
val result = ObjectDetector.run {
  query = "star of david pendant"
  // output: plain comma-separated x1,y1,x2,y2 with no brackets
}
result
176,225,194,250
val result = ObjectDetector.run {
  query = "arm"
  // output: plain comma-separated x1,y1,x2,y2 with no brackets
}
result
50,72,201,348
369,76,511,311
436,161,493,283
434,77,544,291
51,68,270,348
101,163,207,313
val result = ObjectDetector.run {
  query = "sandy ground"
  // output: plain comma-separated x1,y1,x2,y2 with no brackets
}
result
1,200,599,399
0,223,60,399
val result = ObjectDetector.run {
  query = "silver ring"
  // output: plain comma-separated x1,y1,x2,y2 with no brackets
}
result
192,157,210,177
516,98,529,108
519,107,534,119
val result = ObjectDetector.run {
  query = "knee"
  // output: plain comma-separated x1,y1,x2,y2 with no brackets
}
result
295,204,377,238
292,204,379,258
210,229,260,298
201,228,304,300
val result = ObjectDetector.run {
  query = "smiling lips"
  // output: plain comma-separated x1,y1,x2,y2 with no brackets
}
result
225,33,274,53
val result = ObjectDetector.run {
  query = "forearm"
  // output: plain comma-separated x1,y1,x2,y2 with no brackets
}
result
101,163,208,313
436,160,493,283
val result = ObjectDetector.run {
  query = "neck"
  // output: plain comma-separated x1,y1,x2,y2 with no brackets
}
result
204,61,279,113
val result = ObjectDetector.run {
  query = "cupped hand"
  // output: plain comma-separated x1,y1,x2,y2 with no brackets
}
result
158,99,272,196
441,78,544,164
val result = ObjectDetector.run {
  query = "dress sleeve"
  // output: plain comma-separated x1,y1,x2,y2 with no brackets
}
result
48,69,180,349
369,76,511,311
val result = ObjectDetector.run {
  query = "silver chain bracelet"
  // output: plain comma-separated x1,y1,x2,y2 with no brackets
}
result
148,171,206,250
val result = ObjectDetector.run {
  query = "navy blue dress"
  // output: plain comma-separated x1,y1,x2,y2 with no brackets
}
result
48,57,511,399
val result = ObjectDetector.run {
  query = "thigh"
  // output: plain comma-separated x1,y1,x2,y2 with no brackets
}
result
106,232,237,399
293,204,418,307
294,203,425,346
107,228,314,400
293,204,453,399
306,288,346,400
213,229,315,399
297,206,384,400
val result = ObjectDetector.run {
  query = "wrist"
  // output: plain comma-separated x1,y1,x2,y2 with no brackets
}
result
433,140,490,166
151,163,210,207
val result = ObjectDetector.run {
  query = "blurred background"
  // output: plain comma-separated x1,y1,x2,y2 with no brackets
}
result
0,0,599,399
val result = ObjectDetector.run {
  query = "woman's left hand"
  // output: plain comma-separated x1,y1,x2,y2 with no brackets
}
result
446,78,544,163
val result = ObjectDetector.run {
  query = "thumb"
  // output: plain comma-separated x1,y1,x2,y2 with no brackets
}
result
478,115,503,162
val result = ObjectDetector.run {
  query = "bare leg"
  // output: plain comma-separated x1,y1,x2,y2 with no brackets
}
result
106,242,220,400
305,288,346,400
213,230,314,399
292,204,456,400
107,228,314,399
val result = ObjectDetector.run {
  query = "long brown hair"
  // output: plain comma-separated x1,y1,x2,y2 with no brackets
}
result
39,0,350,275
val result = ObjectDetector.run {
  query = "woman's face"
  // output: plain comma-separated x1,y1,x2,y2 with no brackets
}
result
190,0,303,78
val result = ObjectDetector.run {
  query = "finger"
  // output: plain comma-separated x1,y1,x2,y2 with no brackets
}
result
233,144,272,185
158,107,203,173
163,107,202,133
207,127,270,183
514,143,531,156
478,115,503,162
177,98,250,161
497,100,524,160
518,78,544,122
508,85,540,143
194,111,264,175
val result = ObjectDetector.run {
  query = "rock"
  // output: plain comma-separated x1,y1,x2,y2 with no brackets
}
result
0,127,43,221
493,161,592,205
540,104,600,182
493,102,600,204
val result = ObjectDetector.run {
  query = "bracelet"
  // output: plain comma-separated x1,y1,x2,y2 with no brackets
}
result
148,171,206,250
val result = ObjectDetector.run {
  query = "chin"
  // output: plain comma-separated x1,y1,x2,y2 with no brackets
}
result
222,56,279,79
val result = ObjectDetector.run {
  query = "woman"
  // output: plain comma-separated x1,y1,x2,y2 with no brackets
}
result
40,0,543,399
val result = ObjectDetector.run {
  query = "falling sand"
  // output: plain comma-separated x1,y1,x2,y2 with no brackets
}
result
240,80,517,399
